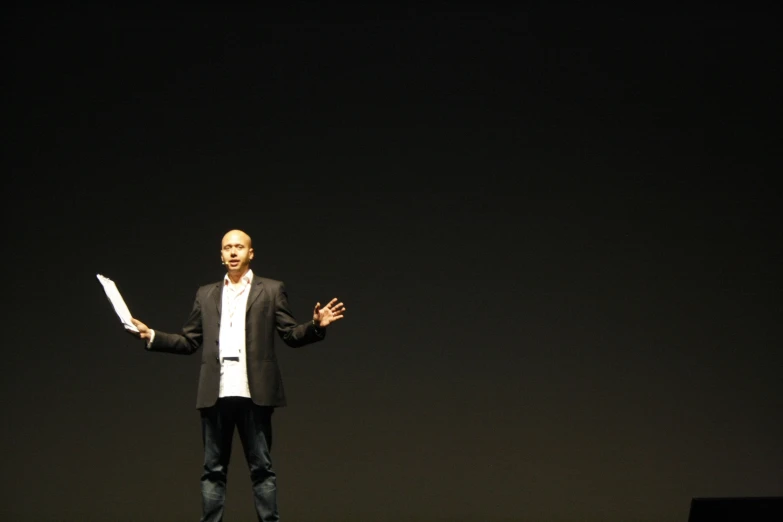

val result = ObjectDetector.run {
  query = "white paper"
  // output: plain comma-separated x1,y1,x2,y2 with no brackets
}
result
96,274,139,332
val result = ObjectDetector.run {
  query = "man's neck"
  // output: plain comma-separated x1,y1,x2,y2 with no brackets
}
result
227,268,250,285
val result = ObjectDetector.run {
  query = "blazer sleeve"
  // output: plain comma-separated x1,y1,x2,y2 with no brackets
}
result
146,291,204,355
275,281,325,348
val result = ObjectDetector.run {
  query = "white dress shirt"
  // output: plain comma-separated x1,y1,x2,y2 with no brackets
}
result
218,268,254,398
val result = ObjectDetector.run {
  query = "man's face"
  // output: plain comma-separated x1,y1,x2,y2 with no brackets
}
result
220,230,254,275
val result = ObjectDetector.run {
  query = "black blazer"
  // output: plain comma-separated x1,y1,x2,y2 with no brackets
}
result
147,275,325,409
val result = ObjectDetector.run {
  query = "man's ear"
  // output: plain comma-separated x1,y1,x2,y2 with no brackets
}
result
249,248,254,260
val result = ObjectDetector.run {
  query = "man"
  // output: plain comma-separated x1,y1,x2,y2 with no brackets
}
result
128,229,346,522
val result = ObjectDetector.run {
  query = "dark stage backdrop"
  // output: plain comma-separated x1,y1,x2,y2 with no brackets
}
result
3,3,780,522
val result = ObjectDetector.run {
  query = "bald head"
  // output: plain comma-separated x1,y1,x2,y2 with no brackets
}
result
222,229,252,248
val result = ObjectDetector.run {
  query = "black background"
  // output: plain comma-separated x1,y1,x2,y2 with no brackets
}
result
3,2,781,521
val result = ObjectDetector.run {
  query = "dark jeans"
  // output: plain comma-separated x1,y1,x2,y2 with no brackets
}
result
200,397,278,522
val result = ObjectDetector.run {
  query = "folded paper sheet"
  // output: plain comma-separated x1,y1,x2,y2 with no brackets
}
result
96,274,139,332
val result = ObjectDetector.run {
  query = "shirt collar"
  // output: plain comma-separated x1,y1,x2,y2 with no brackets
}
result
224,268,254,287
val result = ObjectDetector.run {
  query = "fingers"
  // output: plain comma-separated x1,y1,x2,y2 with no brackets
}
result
317,298,348,321
322,297,346,324
328,301,346,314
131,317,148,331
322,314,344,326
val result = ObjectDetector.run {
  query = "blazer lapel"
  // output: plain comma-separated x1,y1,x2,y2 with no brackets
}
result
246,275,265,312
213,281,224,316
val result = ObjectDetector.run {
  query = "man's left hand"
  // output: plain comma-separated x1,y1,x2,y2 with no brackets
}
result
313,298,346,328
